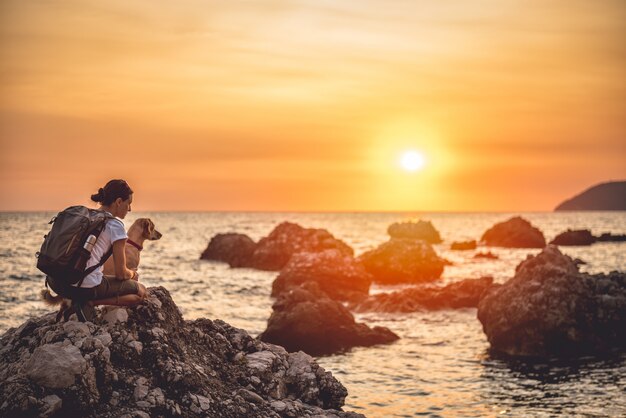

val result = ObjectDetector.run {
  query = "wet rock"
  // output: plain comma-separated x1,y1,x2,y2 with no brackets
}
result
272,250,372,302
477,246,626,357
0,286,362,417
354,277,494,312
387,220,442,243
259,282,399,356
250,222,354,271
549,229,596,246
200,232,257,267
480,216,546,248
358,238,445,284
450,240,477,251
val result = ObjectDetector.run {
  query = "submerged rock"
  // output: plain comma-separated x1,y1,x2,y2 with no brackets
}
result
0,287,363,417
259,283,399,356
473,252,499,260
353,277,494,312
549,229,596,246
477,246,626,357
358,238,445,284
272,250,372,303
480,216,546,248
200,232,257,267
387,220,442,244
250,222,354,271
450,240,477,251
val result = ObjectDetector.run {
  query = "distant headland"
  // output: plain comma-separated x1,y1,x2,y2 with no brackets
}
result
555,181,626,211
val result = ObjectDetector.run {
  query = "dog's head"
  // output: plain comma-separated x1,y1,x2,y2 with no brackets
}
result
138,218,162,240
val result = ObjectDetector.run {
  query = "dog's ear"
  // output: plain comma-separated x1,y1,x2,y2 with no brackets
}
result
142,218,152,238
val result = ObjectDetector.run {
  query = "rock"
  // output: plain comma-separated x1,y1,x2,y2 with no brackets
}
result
477,246,626,357
450,240,477,251
354,277,494,312
200,233,257,267
358,238,445,284
596,233,626,242
387,220,442,243
473,252,499,260
250,222,354,271
480,216,546,248
0,286,362,417
271,250,372,302
102,307,129,325
550,229,596,246
555,180,626,211
259,283,399,356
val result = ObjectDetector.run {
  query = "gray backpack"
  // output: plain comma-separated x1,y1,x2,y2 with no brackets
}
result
36,206,114,289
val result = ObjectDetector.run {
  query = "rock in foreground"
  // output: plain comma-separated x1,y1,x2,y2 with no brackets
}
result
477,246,626,357
0,287,363,418
387,220,442,243
260,283,399,356
480,216,546,248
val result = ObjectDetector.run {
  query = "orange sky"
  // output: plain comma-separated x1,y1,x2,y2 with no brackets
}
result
1,0,624,211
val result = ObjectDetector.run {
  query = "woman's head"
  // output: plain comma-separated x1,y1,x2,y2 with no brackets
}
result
91,179,133,218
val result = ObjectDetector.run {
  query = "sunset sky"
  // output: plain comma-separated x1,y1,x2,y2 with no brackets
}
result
1,0,624,211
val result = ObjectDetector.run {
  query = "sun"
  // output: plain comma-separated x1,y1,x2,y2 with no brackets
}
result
400,150,426,172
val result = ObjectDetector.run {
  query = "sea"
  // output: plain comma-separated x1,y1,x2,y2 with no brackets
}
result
1,211,625,417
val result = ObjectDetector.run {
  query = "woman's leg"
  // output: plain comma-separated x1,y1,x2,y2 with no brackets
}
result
88,279,147,307
90,282,147,307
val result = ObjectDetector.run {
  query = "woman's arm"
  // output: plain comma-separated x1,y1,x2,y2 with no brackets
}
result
112,239,136,280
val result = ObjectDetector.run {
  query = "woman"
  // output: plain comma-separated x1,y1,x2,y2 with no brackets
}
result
68,179,147,321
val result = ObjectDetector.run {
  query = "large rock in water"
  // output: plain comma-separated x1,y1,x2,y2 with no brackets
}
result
259,283,399,356
480,216,546,248
0,287,363,418
250,222,354,271
555,180,626,211
353,277,494,313
387,220,442,243
358,238,445,284
477,246,626,357
200,233,257,267
549,229,596,246
271,250,372,303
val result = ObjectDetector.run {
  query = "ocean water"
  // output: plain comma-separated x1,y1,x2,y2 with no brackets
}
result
1,211,625,417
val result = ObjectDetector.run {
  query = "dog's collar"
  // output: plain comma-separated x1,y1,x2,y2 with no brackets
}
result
127,239,143,251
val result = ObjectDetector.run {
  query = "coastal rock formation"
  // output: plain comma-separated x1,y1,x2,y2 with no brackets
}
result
477,246,626,357
271,250,372,303
0,287,363,418
200,233,257,267
387,220,442,243
358,238,445,284
555,180,626,211
259,283,399,356
596,233,626,242
480,216,546,248
353,276,494,313
450,240,477,251
250,222,354,271
473,252,499,260
549,229,596,246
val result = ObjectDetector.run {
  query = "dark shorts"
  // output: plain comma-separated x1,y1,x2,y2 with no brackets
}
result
47,275,140,302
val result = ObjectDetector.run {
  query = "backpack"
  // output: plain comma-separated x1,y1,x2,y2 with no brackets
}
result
36,206,114,289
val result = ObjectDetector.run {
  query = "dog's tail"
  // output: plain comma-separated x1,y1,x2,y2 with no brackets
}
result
40,289,64,306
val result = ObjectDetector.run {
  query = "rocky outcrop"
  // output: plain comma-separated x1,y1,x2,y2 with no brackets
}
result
477,246,626,357
271,250,371,303
0,287,363,417
473,252,499,259
387,220,442,244
450,240,477,251
259,283,399,356
358,238,445,284
480,216,546,248
596,233,626,242
555,180,626,211
353,277,494,313
549,229,596,246
250,222,354,271
200,233,257,267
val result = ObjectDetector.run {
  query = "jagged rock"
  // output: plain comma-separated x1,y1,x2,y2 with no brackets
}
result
549,229,596,246
0,287,363,417
596,233,626,242
387,220,442,243
480,216,546,248
250,222,354,271
353,277,494,312
450,240,477,251
358,238,445,284
200,233,257,267
259,283,399,356
477,246,626,357
271,250,371,302
473,252,499,260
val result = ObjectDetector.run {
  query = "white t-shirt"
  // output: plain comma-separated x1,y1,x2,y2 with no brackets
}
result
74,212,127,288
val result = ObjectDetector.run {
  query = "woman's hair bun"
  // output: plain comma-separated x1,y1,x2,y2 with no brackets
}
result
90,187,106,203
